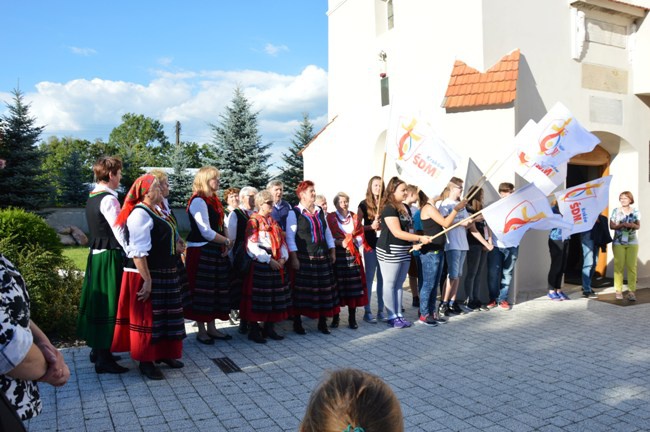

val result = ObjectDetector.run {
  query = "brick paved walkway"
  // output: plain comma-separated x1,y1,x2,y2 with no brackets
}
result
26,288,650,431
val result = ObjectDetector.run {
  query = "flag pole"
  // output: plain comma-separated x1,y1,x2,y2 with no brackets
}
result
409,209,484,252
463,160,498,203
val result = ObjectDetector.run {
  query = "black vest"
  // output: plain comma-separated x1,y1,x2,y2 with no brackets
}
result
186,196,223,242
125,204,176,270
293,207,329,256
232,208,250,251
85,191,122,250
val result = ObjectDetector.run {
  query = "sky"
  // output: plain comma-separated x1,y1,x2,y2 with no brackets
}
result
0,0,329,173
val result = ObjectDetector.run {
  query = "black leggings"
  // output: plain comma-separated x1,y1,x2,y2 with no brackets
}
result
547,238,569,289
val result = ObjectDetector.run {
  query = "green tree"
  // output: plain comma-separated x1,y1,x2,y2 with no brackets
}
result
208,87,270,190
0,89,52,210
168,141,194,207
279,113,312,204
109,113,170,188
40,136,94,206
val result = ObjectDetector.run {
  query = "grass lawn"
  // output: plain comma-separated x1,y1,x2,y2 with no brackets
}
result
63,246,88,272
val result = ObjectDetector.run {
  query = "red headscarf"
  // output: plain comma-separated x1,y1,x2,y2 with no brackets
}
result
114,174,156,227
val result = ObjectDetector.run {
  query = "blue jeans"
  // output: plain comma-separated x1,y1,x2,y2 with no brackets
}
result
463,244,487,302
581,235,598,293
419,250,444,316
377,259,410,320
445,249,467,279
363,249,384,313
487,246,519,303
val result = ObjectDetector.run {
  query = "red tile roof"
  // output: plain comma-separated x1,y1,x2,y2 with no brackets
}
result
442,49,520,110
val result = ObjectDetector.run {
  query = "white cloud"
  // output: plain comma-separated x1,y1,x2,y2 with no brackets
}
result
263,43,289,56
68,46,97,56
157,56,174,66
2,66,328,170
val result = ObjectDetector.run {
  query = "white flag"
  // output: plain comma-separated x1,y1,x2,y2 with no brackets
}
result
386,114,459,197
554,176,612,239
483,184,572,247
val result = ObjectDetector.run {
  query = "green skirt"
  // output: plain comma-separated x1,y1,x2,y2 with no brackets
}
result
77,249,123,349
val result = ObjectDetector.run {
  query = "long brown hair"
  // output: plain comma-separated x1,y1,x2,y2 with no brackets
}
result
364,176,384,220
300,368,404,432
466,185,484,212
379,176,408,217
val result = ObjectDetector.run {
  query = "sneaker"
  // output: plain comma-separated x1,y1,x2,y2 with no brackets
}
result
547,292,561,301
363,312,377,324
418,315,438,326
557,292,570,301
583,291,598,299
615,292,623,300
449,303,465,315
467,300,480,310
438,303,450,317
433,312,448,324
399,317,412,327
389,318,409,329
499,300,511,310
377,311,388,322
486,300,498,309
478,304,490,311
628,292,636,301
458,303,474,313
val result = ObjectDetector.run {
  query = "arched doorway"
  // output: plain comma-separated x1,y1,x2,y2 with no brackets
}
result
564,145,611,285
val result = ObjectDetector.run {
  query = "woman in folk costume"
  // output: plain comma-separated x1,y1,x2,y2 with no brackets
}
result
326,192,369,330
77,156,129,374
112,175,186,380
287,180,339,335
240,190,292,343
184,166,234,344
148,169,189,294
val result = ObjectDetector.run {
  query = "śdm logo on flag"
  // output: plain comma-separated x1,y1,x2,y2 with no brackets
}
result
554,176,612,239
503,201,547,234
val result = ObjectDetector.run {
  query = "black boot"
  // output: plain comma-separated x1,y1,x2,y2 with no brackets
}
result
248,322,267,344
293,316,306,335
330,313,340,328
89,348,121,363
139,361,164,380
238,319,249,334
318,317,331,334
95,349,128,374
348,308,358,329
263,322,284,340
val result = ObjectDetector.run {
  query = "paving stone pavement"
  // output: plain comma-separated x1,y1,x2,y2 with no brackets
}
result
26,289,650,432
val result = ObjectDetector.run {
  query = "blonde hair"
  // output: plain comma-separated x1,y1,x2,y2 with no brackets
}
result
255,190,273,209
148,169,168,183
300,369,404,432
192,166,220,197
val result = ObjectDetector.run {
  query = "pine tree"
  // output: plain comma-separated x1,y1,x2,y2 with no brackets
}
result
168,141,194,208
208,87,271,191
59,149,90,206
0,89,52,210
278,113,313,204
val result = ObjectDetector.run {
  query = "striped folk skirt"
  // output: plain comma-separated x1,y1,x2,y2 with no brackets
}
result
292,251,339,318
77,249,123,349
240,260,291,323
184,243,232,322
333,246,368,309
112,267,185,362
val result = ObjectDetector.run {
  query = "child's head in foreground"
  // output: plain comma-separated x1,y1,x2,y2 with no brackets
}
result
300,368,404,432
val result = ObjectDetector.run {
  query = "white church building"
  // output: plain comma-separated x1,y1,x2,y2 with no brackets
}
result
301,0,650,296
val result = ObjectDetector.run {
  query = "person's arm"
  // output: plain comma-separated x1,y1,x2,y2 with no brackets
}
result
190,198,230,246
225,211,238,242
468,223,493,250
286,210,300,269
383,216,431,243
101,194,127,248
5,344,47,381
31,321,70,387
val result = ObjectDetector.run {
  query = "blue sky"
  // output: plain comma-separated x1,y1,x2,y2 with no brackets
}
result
0,0,329,171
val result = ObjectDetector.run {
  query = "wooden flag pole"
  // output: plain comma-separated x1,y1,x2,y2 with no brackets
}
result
409,209,485,252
